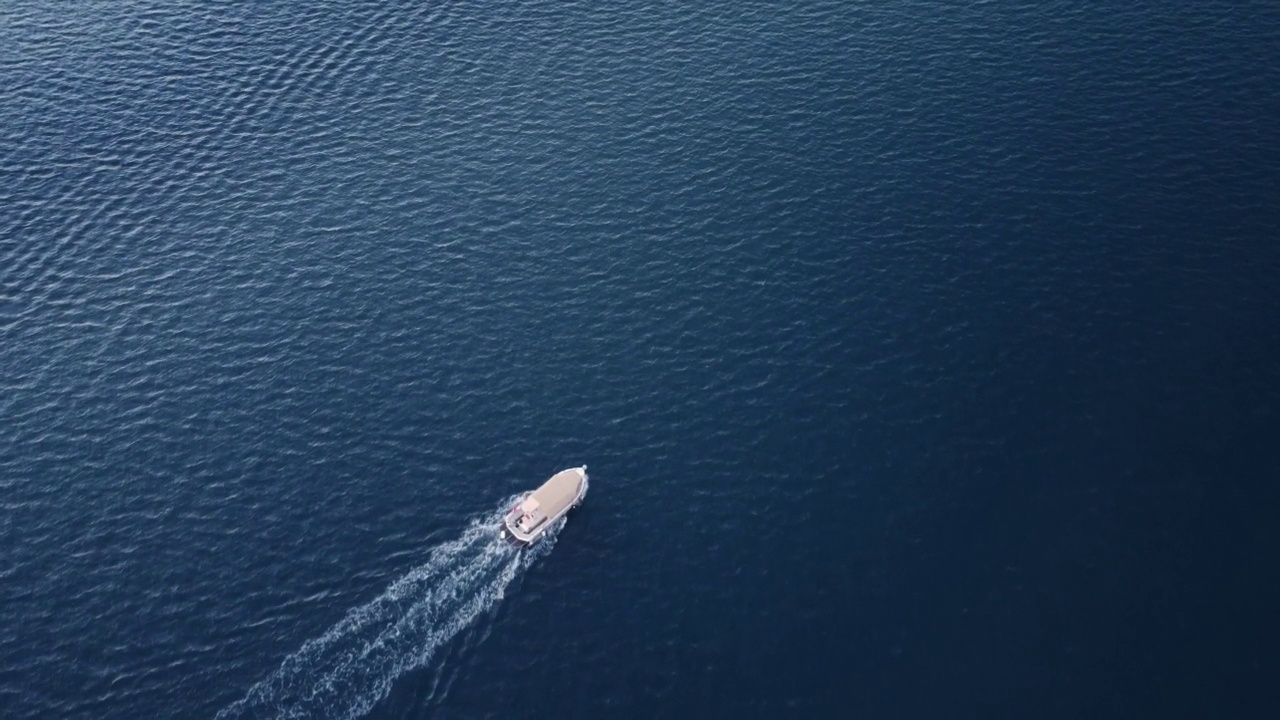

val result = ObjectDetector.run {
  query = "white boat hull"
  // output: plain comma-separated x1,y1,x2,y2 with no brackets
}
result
502,466,588,545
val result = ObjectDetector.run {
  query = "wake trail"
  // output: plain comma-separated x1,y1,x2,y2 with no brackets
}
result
218,497,558,720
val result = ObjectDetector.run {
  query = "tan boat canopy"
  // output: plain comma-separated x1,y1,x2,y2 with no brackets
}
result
504,467,587,543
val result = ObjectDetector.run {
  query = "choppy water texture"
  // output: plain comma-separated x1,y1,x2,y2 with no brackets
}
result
2,1,1279,718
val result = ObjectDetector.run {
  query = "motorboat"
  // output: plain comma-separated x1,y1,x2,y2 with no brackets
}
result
502,466,588,545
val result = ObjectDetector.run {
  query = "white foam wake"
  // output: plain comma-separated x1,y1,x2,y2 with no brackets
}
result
218,498,558,720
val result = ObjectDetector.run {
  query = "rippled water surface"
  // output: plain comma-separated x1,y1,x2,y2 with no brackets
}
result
2,1,1278,718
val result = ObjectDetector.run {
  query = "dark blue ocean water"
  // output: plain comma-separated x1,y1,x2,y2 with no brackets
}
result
2,1,1278,718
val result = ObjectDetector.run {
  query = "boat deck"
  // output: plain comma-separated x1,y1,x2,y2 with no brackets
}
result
504,467,587,543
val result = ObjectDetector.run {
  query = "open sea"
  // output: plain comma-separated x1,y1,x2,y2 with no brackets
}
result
2,1,1278,718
